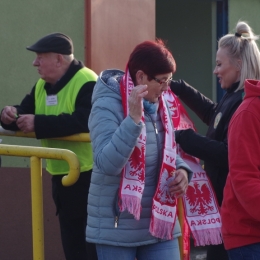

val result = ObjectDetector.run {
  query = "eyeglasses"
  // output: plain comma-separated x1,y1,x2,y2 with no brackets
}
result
152,76,172,86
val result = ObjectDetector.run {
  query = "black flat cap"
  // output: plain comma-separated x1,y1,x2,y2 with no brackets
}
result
26,32,74,54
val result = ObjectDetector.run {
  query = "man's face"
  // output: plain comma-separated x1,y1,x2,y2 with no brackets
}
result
33,53,59,85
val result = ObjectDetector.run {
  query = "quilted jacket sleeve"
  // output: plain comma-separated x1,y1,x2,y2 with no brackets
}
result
89,96,143,176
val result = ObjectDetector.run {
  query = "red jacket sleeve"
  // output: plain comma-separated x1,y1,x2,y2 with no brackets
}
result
228,108,260,220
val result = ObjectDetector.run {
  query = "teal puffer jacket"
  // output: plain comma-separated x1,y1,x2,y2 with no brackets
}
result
86,69,192,246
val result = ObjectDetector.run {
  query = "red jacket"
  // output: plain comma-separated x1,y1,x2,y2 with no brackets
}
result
221,79,260,250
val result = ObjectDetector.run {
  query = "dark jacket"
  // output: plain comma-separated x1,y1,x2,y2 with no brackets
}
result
170,80,243,205
1,59,95,139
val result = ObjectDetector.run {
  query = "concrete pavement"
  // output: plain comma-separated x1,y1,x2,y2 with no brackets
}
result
190,241,207,260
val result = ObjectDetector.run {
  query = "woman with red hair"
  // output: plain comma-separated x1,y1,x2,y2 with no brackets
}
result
86,39,193,260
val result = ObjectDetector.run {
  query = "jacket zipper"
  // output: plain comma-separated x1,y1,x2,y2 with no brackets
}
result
113,189,121,228
145,112,161,176
153,122,158,134
114,216,119,228
145,112,162,242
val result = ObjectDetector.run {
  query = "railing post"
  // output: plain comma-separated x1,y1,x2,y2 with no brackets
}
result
178,197,184,260
0,131,86,259
0,144,80,260
30,156,44,260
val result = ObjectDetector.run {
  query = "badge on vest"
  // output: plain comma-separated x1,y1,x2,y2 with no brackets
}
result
214,112,222,129
46,95,58,106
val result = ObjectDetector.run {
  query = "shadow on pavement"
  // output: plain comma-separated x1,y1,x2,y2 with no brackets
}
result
190,238,208,260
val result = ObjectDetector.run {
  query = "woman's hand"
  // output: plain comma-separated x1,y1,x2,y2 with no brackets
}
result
128,85,148,124
168,168,188,198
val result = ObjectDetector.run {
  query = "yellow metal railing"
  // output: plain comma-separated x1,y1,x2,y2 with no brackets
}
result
0,126,90,142
0,127,185,260
178,198,185,260
0,127,82,260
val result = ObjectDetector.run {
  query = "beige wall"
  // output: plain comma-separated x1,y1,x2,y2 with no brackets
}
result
86,0,155,74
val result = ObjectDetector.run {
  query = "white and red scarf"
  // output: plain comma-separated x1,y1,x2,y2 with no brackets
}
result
119,69,178,239
174,97,223,259
118,68,222,252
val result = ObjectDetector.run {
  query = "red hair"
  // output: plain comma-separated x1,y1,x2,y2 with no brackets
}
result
128,39,176,84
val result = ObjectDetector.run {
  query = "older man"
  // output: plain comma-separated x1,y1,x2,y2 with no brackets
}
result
0,33,98,260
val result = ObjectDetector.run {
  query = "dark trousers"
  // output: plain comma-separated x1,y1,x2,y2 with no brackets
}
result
206,243,229,260
52,170,98,260
227,242,260,260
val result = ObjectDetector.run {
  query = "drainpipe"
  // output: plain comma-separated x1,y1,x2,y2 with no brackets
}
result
216,0,228,102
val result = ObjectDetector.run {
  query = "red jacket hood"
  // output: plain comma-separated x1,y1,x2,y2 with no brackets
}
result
244,79,260,99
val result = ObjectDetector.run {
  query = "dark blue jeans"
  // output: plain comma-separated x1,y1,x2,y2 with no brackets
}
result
96,239,180,260
228,243,260,260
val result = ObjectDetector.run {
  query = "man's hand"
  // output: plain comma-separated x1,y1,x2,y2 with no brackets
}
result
16,114,35,133
1,106,18,124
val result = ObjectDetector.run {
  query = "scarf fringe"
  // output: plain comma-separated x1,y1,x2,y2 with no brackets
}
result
121,195,142,220
192,228,223,246
149,217,173,240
